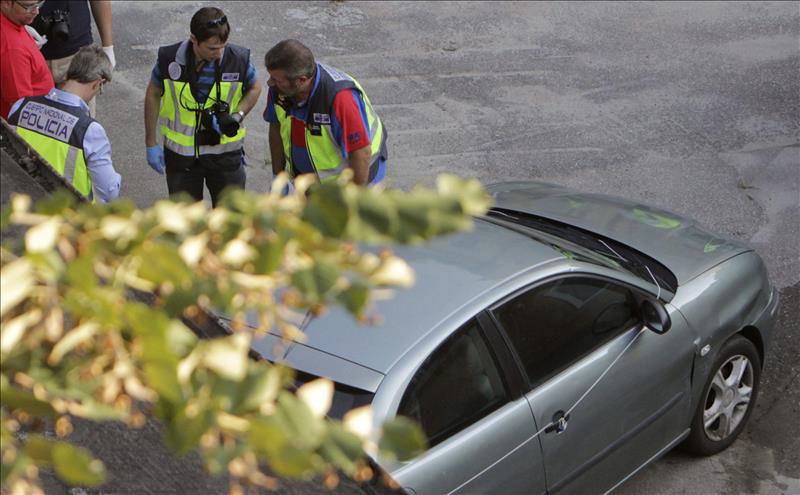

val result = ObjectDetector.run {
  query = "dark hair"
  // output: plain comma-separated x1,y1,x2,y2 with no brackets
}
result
190,7,230,43
264,39,315,79
66,45,113,84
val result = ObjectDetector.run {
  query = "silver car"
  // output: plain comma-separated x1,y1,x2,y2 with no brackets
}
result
244,181,779,495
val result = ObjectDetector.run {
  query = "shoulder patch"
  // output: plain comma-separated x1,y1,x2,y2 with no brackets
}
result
168,61,182,80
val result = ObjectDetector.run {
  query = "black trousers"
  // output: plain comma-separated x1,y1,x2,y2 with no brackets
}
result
164,151,246,207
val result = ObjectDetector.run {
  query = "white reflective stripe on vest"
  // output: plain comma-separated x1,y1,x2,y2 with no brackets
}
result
63,146,79,183
163,81,196,135
224,82,240,107
164,139,243,156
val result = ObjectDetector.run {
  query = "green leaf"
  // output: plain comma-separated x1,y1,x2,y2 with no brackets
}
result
0,382,57,417
378,416,427,461
65,254,99,292
232,365,282,413
0,204,11,231
318,422,364,475
23,434,54,465
34,190,77,215
135,242,192,287
143,362,183,404
252,237,285,274
336,282,369,316
51,442,106,487
302,184,349,237
275,391,324,450
267,444,321,478
248,416,289,458
349,190,397,241
290,258,342,305
163,407,216,457
78,401,129,421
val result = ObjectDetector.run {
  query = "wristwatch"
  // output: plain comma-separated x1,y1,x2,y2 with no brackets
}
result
233,110,245,123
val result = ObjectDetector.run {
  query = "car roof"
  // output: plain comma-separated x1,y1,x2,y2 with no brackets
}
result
288,217,561,376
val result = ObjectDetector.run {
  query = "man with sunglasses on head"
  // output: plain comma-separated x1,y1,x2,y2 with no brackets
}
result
0,0,54,119
144,7,261,207
7,45,121,203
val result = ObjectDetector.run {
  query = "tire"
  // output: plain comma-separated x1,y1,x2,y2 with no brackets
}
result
682,335,761,456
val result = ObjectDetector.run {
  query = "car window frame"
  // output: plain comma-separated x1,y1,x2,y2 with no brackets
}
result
487,273,646,391
395,317,518,448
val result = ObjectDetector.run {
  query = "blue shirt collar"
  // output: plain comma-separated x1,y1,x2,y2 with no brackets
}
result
46,88,90,115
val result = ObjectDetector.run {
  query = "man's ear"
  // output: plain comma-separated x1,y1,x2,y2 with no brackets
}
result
190,34,198,46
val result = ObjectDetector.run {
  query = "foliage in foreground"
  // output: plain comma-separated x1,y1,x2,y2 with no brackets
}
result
0,173,491,494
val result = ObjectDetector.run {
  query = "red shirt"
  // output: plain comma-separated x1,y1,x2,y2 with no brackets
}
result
0,14,54,119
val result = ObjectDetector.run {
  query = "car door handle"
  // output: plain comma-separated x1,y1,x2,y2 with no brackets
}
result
544,410,570,434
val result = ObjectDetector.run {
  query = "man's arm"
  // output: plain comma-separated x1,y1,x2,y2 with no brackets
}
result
84,122,121,202
269,123,286,175
348,146,371,185
88,0,113,47
237,80,262,118
1,50,35,118
331,90,374,185
144,81,162,147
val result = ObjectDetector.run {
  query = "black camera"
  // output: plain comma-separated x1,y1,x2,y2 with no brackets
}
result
32,9,71,43
197,101,240,145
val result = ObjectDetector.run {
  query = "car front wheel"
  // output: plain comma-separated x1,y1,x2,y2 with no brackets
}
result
683,335,761,455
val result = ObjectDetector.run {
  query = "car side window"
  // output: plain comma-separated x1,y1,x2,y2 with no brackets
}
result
398,320,509,448
492,276,639,388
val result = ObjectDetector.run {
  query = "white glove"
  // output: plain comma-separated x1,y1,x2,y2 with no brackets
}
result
102,45,116,69
25,25,48,49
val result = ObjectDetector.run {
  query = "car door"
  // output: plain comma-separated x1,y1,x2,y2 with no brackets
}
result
390,318,547,495
489,274,696,494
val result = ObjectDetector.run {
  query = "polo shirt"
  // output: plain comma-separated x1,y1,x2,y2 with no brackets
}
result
0,13,55,118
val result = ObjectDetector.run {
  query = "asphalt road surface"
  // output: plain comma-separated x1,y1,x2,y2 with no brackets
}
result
34,1,800,493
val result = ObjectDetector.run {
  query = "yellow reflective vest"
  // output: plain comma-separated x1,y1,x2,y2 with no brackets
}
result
271,63,387,183
156,40,249,167
8,95,94,199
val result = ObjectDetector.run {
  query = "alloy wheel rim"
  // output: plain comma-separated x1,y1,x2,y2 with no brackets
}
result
702,354,754,442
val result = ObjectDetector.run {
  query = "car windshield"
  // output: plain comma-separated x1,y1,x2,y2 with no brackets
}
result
485,208,678,294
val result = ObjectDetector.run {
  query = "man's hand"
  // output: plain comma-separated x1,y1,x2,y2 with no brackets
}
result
146,146,165,174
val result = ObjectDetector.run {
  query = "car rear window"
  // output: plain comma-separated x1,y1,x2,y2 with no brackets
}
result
292,370,374,420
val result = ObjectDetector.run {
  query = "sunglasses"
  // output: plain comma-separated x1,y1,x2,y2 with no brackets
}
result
14,0,45,13
206,15,227,28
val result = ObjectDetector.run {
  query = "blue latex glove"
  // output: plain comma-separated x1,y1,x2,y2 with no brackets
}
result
146,145,165,175
211,114,221,135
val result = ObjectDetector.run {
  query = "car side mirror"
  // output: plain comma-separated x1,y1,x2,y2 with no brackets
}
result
641,299,671,334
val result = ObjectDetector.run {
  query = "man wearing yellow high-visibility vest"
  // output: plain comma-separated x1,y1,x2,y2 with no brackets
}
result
7,45,121,203
143,6,261,206
263,39,387,186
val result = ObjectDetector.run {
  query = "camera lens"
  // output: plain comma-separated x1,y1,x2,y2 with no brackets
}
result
218,114,239,137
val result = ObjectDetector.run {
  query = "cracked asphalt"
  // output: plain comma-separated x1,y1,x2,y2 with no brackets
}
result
36,1,800,493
